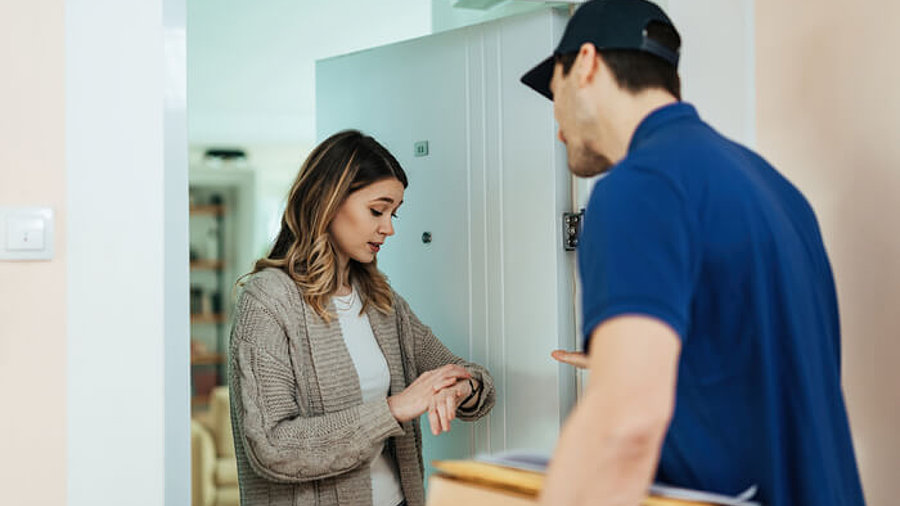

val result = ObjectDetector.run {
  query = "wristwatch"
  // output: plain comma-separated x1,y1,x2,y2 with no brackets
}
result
461,377,480,405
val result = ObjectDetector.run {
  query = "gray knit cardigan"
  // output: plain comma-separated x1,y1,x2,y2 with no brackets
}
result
228,268,496,506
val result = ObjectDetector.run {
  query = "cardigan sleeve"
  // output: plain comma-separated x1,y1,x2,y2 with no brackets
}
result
230,290,405,484
395,293,496,421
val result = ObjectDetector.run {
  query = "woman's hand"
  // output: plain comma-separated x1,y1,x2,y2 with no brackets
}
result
387,364,471,423
426,379,473,435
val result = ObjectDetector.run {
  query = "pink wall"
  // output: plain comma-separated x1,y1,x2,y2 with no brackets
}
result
756,1,900,503
0,1,67,504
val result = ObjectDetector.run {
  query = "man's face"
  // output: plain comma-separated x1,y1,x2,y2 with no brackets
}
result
550,58,614,178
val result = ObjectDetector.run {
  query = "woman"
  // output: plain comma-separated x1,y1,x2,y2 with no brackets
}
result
229,130,495,506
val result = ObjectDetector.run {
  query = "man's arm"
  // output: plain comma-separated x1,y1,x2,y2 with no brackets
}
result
540,315,681,506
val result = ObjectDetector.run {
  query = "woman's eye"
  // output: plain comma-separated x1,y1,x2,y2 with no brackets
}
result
370,209,383,217
391,213,399,219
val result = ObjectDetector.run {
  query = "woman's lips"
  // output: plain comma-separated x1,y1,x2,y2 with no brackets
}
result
368,242,381,253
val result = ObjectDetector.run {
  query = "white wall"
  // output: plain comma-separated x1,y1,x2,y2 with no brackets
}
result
665,0,755,147
431,0,548,32
66,0,189,505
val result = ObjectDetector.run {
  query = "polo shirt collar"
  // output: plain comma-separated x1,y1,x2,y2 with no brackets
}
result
628,102,699,154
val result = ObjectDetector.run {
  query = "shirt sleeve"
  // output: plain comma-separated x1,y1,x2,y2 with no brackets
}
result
579,164,698,351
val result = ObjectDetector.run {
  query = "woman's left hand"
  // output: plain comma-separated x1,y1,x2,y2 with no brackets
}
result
427,379,472,436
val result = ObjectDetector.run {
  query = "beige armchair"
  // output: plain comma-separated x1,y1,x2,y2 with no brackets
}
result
191,386,240,506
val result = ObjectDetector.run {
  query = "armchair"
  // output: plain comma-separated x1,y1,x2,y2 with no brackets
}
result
191,386,240,506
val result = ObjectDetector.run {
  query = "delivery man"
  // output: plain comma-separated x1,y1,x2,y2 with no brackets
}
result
519,1,866,505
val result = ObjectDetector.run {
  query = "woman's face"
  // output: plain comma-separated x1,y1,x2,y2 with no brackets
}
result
329,177,405,266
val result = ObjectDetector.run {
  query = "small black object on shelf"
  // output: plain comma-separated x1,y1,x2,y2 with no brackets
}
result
190,287,203,315
204,148,246,160
211,292,223,314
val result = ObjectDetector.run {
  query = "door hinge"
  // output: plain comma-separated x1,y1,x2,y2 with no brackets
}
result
562,209,585,251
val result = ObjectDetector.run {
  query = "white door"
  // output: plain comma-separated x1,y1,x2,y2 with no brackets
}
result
317,7,577,473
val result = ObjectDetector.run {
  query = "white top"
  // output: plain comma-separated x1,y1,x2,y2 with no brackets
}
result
333,287,404,506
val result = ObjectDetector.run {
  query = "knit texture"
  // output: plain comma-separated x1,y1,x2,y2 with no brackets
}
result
229,268,496,506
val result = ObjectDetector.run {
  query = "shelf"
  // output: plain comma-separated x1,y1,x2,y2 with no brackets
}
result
190,259,224,270
189,181,240,418
190,204,225,216
191,352,224,366
191,313,226,324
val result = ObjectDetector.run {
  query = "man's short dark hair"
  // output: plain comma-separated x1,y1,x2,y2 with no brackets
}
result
555,20,681,100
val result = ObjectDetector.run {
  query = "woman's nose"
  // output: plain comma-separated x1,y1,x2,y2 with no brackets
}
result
380,218,394,237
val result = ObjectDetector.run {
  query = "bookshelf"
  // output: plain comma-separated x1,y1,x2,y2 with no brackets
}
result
189,166,255,413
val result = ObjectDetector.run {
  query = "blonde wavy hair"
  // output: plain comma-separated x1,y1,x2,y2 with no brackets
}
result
244,130,408,322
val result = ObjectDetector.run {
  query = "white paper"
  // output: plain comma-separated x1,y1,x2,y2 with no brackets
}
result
475,450,762,506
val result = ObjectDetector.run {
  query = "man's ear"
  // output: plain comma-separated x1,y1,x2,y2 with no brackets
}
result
573,42,600,88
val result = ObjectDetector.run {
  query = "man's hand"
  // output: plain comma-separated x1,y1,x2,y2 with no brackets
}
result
539,315,681,506
551,349,590,369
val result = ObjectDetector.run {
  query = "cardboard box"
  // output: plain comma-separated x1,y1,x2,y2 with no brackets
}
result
425,460,717,506
427,474,536,506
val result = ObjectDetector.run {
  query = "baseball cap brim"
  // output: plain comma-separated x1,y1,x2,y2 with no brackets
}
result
520,0,679,101
520,55,556,101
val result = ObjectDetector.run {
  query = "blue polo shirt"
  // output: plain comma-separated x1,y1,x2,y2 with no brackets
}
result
579,103,865,506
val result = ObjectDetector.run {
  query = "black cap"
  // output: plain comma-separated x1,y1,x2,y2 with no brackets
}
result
521,0,679,100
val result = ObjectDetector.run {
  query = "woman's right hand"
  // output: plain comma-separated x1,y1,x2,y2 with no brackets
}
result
387,364,471,423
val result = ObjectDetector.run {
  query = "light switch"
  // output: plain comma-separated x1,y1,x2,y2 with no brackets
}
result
0,207,54,260
8,216,45,250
